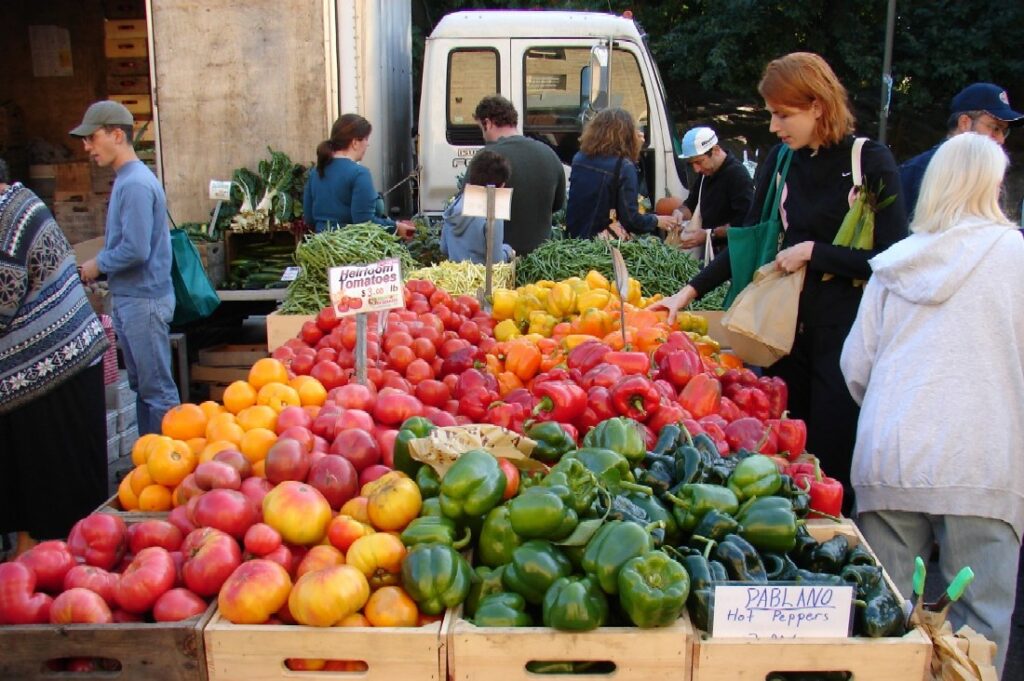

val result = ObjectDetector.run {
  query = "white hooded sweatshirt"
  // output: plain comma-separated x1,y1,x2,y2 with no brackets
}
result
840,218,1024,539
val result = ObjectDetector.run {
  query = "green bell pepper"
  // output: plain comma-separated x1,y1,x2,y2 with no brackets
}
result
473,591,533,627
393,416,435,477
581,520,655,594
712,534,767,583
439,449,507,524
621,489,678,545
415,465,441,499
465,565,506,618
618,551,690,628
400,516,471,550
400,542,473,615
543,457,598,515
508,485,578,540
419,496,442,517
736,496,799,554
582,417,647,465
664,483,739,532
542,575,608,631
502,539,573,605
476,505,522,568
526,421,577,464
726,454,783,501
691,508,740,543
564,447,635,488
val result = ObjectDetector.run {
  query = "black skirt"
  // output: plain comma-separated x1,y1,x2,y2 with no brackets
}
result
0,362,108,539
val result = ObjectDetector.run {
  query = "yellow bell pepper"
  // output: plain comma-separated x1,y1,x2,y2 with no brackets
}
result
546,282,577,318
576,307,611,337
534,280,557,289
514,293,542,327
676,311,709,336
494,319,522,342
576,289,611,313
626,277,643,305
522,333,546,344
585,269,610,291
562,334,600,351
568,279,590,299
491,289,518,321
527,311,557,337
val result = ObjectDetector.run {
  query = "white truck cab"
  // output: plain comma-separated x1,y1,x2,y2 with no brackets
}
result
417,10,687,215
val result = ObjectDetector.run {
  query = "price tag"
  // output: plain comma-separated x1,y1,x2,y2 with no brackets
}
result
711,584,854,639
209,180,232,201
328,258,404,318
281,266,301,282
462,184,513,220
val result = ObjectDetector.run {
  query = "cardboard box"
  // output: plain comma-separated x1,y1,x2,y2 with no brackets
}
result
105,38,148,59
117,404,137,431
266,311,314,351
107,74,150,94
104,18,147,39
107,56,149,76
105,409,118,438
110,94,151,117
106,435,121,464
120,426,138,458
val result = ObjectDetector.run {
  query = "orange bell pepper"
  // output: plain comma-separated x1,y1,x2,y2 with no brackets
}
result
576,308,611,337
485,354,504,376
552,322,572,339
539,351,566,373
536,337,559,355
496,371,524,397
634,325,669,354
505,342,542,382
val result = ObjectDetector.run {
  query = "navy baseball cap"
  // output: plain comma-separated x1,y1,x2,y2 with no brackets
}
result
950,83,1023,125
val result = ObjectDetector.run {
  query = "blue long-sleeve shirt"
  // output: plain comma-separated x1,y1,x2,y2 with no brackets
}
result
97,160,173,299
302,157,395,232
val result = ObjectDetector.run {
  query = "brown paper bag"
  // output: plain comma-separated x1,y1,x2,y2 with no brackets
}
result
720,262,805,367
407,424,547,477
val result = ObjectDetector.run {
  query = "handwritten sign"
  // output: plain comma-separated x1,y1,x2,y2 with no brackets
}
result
711,584,854,639
328,258,404,318
462,184,513,220
209,180,233,201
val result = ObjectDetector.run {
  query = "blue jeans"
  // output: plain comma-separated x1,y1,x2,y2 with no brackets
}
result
857,510,1020,678
111,294,180,435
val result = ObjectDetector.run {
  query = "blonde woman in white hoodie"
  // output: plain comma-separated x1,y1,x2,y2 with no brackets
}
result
841,132,1024,677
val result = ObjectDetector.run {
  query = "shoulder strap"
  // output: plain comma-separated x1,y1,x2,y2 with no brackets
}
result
851,137,867,187
609,156,625,216
759,146,793,223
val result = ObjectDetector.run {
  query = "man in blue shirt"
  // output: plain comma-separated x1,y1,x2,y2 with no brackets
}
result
900,83,1022,218
74,101,180,435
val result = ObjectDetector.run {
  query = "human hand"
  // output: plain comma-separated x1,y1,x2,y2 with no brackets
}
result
656,214,678,232
648,285,698,326
680,228,708,249
395,220,416,240
775,241,814,273
79,258,100,282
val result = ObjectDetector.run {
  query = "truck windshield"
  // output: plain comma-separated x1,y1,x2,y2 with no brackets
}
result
523,45,648,165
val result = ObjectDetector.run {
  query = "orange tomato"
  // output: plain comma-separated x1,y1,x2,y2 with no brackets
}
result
366,475,421,532
161,403,208,441
248,358,289,391
256,382,301,412
236,405,277,432
288,565,370,627
130,433,162,466
147,445,196,487
239,428,277,463
222,380,257,414
295,545,346,579
363,586,419,627
129,464,154,496
117,474,139,511
336,612,370,627
289,375,327,407
137,484,173,512
340,496,371,525
345,533,407,590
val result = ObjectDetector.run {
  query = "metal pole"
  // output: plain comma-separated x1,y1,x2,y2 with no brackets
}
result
355,312,367,385
482,185,496,308
879,0,897,143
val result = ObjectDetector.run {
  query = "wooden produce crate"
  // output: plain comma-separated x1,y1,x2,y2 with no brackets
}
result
204,608,449,681
109,94,152,118
107,56,149,76
105,37,148,59
0,592,214,681
95,492,168,521
198,344,268,367
104,18,148,39
266,311,314,351
690,521,932,681
107,73,151,94
447,608,693,681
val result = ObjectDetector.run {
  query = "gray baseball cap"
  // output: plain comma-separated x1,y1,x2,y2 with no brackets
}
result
70,101,134,137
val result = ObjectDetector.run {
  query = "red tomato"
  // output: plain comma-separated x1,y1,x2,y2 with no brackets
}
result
311,360,346,391
374,428,398,468
439,338,470,359
457,320,482,344
419,314,444,337
365,367,385,389
415,379,450,407
67,514,127,571
411,337,437,361
181,528,243,598
335,348,354,370
387,345,416,373
497,458,520,500
408,298,431,315
339,322,357,351
17,541,76,592
382,331,413,354
316,306,340,332
330,429,382,472
63,565,119,607
152,588,208,622
455,294,481,317
329,383,376,411
336,409,375,432
129,520,184,554
373,391,424,426
191,488,258,540
315,347,338,364
422,406,458,427
0,562,52,624
290,353,314,376
404,358,433,385
244,523,283,556
116,547,177,614
300,321,323,346
383,374,413,394
429,289,452,308
50,588,113,624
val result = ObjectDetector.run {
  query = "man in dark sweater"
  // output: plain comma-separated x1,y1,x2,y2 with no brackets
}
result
900,83,1022,218
474,96,566,255
676,126,753,254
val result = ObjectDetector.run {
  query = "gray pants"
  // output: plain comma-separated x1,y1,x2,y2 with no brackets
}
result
857,510,1019,678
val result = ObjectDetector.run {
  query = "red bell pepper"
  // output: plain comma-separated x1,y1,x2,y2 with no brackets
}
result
456,368,496,399
484,401,528,433
586,386,618,423
653,379,677,403
639,422,657,450
697,419,730,455
723,417,777,454
656,349,704,390
646,400,687,434
559,423,579,444
718,396,746,423
731,387,772,422
653,331,698,366
577,407,602,436
567,340,611,374
757,375,789,419
459,386,498,422
604,351,651,376
677,373,722,419
503,388,536,412
531,367,574,388
793,460,844,519
681,418,704,437
532,381,587,423
767,416,808,461
580,363,624,391
442,347,483,377
720,367,759,388
610,375,661,422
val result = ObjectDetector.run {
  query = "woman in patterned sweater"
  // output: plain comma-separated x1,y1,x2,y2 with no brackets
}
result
0,157,109,556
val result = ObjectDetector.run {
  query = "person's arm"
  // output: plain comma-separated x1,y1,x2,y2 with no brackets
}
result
839,278,884,406
302,171,314,228
808,141,908,280
97,184,155,275
723,165,754,229
0,254,28,333
350,166,396,229
615,162,658,234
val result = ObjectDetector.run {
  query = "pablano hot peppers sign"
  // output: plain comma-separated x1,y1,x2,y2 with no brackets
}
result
328,258,404,317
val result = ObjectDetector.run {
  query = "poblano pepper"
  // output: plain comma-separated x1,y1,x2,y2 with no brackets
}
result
840,564,883,598
439,449,507,524
502,539,573,605
681,553,715,631
691,508,740,543
542,575,608,631
476,505,522,568
726,454,783,501
464,565,506,617
650,423,683,457
508,485,578,540
736,496,799,554
618,486,677,546
581,520,656,594
763,553,799,581
400,542,473,615
713,534,767,583
564,447,634,488
845,544,877,567
582,417,647,465
673,444,703,486
474,591,533,627
543,457,598,515
617,551,690,628
807,534,850,575
393,416,435,477
415,465,441,499
526,421,578,464
794,569,846,586
636,456,674,495
665,483,740,532
856,581,907,637
400,516,471,550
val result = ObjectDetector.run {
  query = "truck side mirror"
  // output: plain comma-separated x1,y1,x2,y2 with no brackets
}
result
588,44,610,111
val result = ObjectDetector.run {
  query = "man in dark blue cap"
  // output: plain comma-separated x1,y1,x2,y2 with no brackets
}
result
899,83,1022,217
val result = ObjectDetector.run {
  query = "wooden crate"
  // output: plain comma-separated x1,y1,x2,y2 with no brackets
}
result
447,609,693,681
690,521,932,681
107,74,151,94
197,344,267,367
107,56,150,76
105,37,148,58
104,18,148,39
204,609,449,681
190,364,250,384
266,311,314,351
0,598,213,681
95,493,168,521
110,94,152,117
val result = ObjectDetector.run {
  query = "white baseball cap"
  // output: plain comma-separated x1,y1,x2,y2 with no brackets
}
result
680,127,718,159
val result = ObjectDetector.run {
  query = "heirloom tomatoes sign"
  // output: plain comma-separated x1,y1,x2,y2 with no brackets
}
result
328,259,404,317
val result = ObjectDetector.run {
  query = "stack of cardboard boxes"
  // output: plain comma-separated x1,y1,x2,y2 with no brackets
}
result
104,11,156,173
104,369,138,466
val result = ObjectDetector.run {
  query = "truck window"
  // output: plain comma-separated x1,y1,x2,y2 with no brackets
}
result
523,46,648,165
447,48,499,145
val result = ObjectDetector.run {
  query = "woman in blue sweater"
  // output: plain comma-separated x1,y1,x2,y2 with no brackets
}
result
303,114,414,237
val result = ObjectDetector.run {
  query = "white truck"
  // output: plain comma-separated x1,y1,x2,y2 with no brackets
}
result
415,10,688,215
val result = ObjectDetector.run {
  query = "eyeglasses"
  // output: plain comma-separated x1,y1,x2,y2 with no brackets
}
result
970,114,1011,139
